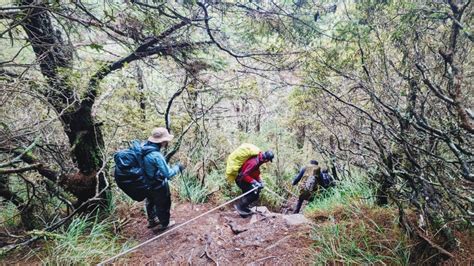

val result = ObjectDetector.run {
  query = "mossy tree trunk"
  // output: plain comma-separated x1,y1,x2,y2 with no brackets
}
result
21,0,106,205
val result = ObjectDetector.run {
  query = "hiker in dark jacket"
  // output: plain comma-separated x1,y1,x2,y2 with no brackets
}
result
292,160,321,214
234,150,274,217
143,127,184,230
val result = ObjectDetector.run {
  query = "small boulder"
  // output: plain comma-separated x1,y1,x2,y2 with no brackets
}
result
249,214,258,224
283,214,311,226
250,206,270,214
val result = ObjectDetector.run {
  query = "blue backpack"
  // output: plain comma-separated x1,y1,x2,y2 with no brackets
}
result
319,170,335,189
114,140,151,201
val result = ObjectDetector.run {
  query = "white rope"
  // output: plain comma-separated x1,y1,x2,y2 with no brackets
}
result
264,187,294,203
97,187,258,265
283,188,299,198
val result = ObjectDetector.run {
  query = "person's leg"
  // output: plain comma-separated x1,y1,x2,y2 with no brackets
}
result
145,192,160,228
154,184,172,227
145,198,155,220
246,188,259,208
294,190,309,214
294,193,305,214
235,179,259,214
294,199,304,214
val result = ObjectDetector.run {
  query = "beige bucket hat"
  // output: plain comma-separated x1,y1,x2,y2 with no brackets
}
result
148,127,174,143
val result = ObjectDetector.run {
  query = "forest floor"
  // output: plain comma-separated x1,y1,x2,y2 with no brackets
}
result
115,200,315,265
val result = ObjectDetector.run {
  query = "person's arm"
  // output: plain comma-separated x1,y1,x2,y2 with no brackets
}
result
153,152,179,180
241,174,255,183
292,167,306,186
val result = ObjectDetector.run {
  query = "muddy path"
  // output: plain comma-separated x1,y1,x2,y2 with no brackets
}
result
116,202,315,265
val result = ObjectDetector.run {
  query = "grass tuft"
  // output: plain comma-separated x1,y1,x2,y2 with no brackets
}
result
306,172,375,215
312,206,411,265
174,171,209,204
39,213,134,264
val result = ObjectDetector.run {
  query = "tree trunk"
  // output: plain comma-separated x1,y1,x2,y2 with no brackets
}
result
375,180,389,206
60,106,106,204
328,135,339,180
21,1,106,205
136,65,146,122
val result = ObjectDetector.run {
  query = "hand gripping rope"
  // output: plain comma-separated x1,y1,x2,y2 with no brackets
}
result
97,187,259,265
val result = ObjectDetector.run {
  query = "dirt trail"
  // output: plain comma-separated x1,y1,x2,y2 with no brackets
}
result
118,202,314,265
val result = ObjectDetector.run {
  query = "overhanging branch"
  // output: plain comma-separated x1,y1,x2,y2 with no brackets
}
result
87,34,209,105
0,163,41,174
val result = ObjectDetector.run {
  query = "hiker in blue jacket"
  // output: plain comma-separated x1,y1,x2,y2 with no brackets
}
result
142,127,184,230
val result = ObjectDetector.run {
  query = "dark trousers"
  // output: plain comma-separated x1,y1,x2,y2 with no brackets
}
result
145,184,171,226
294,191,315,214
235,179,260,209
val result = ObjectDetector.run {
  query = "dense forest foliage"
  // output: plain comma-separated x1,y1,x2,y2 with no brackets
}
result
1,0,472,264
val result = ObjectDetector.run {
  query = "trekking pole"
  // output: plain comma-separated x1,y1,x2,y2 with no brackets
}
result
97,187,258,265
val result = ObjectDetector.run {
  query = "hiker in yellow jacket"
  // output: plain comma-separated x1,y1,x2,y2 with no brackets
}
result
234,150,274,217
225,143,274,217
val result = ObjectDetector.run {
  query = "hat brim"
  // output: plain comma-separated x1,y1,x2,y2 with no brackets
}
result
148,134,174,143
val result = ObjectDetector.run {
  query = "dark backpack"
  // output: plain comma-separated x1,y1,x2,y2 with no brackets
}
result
114,140,150,201
319,170,335,189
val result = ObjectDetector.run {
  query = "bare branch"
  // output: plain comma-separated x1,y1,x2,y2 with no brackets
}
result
0,163,41,174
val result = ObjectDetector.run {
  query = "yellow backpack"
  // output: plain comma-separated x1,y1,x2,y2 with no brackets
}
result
225,143,261,183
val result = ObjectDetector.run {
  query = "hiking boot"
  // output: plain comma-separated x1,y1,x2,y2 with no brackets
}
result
154,220,176,232
234,204,252,218
147,217,160,228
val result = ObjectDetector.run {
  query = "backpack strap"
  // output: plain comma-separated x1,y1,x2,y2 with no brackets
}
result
141,149,157,177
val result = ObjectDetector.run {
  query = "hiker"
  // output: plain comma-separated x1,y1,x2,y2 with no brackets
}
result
291,160,321,214
142,127,184,230
234,150,274,217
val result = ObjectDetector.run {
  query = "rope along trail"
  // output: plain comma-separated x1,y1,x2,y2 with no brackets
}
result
97,187,259,265
264,187,296,203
